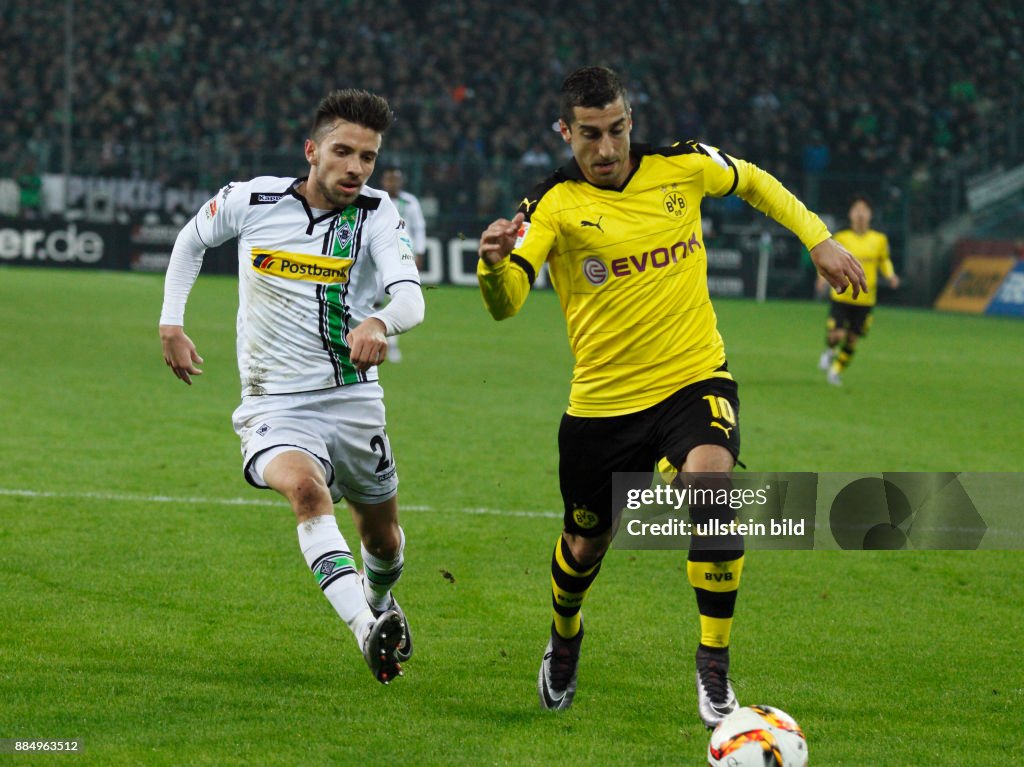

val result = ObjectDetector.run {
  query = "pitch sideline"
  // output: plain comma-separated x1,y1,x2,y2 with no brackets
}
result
0,486,561,520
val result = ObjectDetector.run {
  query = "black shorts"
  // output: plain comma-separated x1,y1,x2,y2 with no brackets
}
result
827,301,873,336
558,376,740,537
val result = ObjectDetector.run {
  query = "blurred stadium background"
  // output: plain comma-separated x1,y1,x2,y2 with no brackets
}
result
3,0,1023,309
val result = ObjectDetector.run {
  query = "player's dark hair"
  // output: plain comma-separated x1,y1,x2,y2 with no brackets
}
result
849,193,872,209
559,66,629,126
311,89,394,141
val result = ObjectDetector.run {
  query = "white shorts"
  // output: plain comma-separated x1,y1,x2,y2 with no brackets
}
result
232,383,398,505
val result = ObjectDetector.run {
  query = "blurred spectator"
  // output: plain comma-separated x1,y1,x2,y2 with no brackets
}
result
520,143,552,172
16,158,42,219
1,0,1020,230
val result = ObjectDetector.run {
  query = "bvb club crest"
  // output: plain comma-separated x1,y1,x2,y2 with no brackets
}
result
572,505,600,529
663,190,686,217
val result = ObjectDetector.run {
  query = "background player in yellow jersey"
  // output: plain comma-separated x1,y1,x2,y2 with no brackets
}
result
477,66,866,726
817,195,900,385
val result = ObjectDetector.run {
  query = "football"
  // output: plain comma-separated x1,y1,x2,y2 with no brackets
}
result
707,705,808,767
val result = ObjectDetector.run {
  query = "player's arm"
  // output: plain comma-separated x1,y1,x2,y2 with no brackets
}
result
698,145,867,298
354,197,424,370
735,160,866,298
879,234,900,288
159,183,244,385
406,195,428,266
159,224,205,385
477,198,553,320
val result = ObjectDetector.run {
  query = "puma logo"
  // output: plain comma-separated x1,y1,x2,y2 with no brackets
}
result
581,215,604,232
711,422,733,438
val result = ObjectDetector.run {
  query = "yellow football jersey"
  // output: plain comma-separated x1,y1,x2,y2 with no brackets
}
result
478,141,831,417
830,228,893,307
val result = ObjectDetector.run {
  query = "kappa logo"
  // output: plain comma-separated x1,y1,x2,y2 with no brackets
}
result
581,215,604,232
572,505,600,530
376,465,398,482
249,192,284,205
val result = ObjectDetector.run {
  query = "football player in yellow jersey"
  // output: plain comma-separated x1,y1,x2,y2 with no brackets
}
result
477,67,866,725
816,195,900,385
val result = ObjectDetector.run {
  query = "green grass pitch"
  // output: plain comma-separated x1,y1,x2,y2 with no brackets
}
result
0,265,1021,766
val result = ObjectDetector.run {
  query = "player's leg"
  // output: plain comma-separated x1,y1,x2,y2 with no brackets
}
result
538,411,649,710
681,446,743,728
321,385,410,673
259,450,379,649
658,378,743,728
233,396,402,683
820,303,844,370
539,526,612,711
348,496,412,661
829,308,869,384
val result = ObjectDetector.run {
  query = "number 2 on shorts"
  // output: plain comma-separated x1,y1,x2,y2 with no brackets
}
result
369,433,391,473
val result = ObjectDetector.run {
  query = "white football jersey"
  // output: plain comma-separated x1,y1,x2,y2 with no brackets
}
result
391,190,426,254
194,176,420,396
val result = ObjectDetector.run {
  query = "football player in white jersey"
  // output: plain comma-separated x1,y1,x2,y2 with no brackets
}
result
380,166,427,264
159,89,424,684
376,165,427,362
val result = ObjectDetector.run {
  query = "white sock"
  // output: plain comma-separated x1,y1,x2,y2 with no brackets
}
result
361,526,406,612
297,514,374,645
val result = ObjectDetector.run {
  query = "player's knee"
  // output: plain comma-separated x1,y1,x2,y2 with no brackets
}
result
682,444,735,474
564,530,611,569
286,473,332,516
362,525,401,559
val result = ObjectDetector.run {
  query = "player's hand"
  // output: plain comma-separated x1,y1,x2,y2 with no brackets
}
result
810,238,868,299
888,275,901,289
160,324,204,385
347,317,388,371
478,212,525,266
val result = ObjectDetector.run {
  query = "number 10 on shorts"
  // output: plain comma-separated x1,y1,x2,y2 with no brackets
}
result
703,394,736,425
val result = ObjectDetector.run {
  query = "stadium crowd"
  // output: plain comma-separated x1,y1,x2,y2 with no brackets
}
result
2,0,1021,221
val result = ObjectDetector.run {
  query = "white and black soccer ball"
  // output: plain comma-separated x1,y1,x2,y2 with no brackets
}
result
707,705,808,767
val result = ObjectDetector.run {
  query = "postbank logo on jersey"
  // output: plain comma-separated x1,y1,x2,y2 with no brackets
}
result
251,249,353,283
